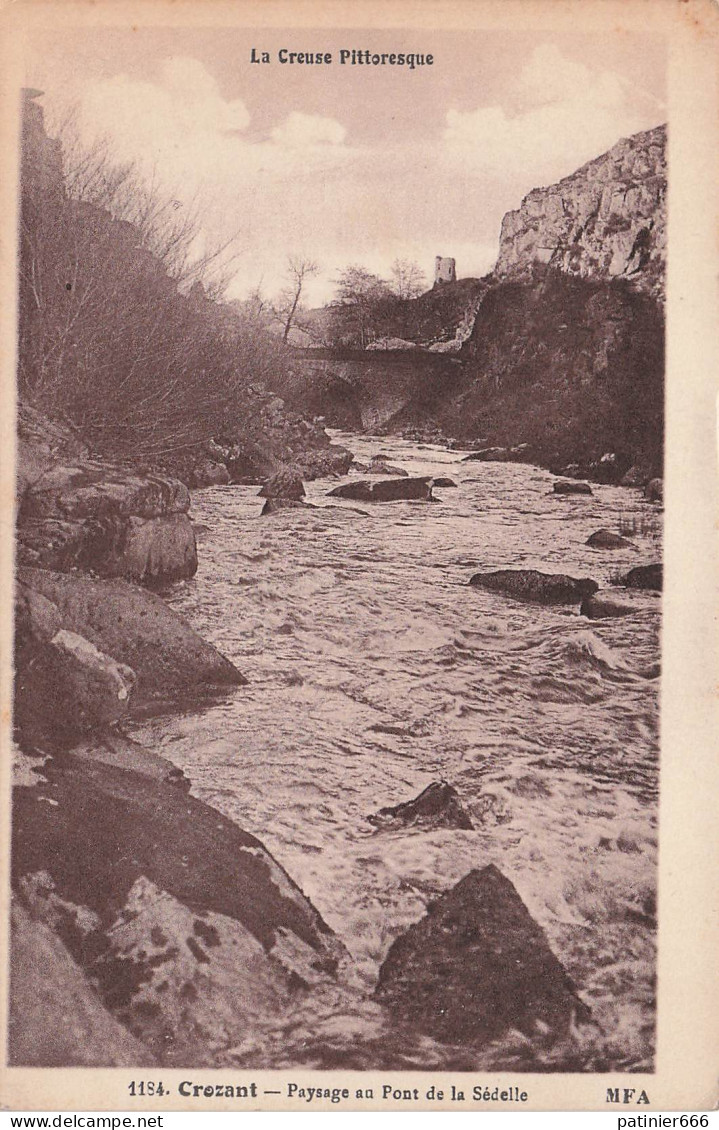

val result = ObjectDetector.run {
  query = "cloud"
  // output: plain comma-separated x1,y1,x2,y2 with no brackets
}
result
51,45,664,306
270,111,346,148
72,56,352,194
443,43,662,188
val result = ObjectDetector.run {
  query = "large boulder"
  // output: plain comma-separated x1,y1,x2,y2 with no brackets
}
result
374,865,590,1046
12,754,345,1065
586,528,634,549
111,513,197,585
16,512,198,583
368,782,473,831
17,568,245,710
14,588,136,746
619,562,662,591
328,477,435,503
470,569,598,605
293,444,354,480
553,480,593,495
17,449,197,585
259,467,306,501
21,463,190,521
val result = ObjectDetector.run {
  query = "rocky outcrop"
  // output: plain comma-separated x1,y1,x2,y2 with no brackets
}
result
10,900,156,1067
374,865,590,1045
17,568,244,721
279,128,665,480
12,750,345,1066
368,782,473,831
496,126,666,300
328,477,435,503
470,569,598,605
17,406,197,585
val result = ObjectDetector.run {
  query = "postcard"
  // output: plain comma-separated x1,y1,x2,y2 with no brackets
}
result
0,0,717,1113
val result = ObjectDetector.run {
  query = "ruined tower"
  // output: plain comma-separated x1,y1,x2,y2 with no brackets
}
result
434,256,456,285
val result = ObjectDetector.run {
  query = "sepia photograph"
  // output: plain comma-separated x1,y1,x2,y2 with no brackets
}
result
0,0,717,1113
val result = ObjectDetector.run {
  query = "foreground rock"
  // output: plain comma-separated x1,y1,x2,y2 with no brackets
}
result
328,477,435,503
586,529,634,549
10,900,156,1067
553,480,593,496
12,753,346,1066
18,568,245,715
470,569,598,605
620,563,662,591
368,782,473,831
431,476,457,488
375,865,590,1046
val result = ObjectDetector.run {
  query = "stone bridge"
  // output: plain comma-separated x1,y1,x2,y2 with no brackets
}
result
287,348,465,432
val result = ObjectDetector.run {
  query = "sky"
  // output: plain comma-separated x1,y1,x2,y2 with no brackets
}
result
23,27,666,306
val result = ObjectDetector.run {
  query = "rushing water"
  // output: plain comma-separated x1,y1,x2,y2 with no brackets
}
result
130,433,661,1071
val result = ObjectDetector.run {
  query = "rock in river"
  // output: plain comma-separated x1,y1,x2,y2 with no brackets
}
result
367,456,409,477
368,782,473,831
259,467,306,501
553,480,593,495
470,569,598,605
328,477,435,503
619,562,662,591
581,593,637,619
374,865,590,1046
586,529,634,549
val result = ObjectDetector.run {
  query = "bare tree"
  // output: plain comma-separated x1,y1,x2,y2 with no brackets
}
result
274,256,319,343
18,103,284,460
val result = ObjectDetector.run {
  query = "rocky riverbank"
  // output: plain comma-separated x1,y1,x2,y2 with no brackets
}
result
12,410,635,1070
11,405,352,1064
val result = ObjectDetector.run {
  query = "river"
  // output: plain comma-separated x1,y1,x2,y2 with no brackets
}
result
129,432,661,1072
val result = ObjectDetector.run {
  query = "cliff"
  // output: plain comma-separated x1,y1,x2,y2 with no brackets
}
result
495,125,666,301
286,124,666,481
